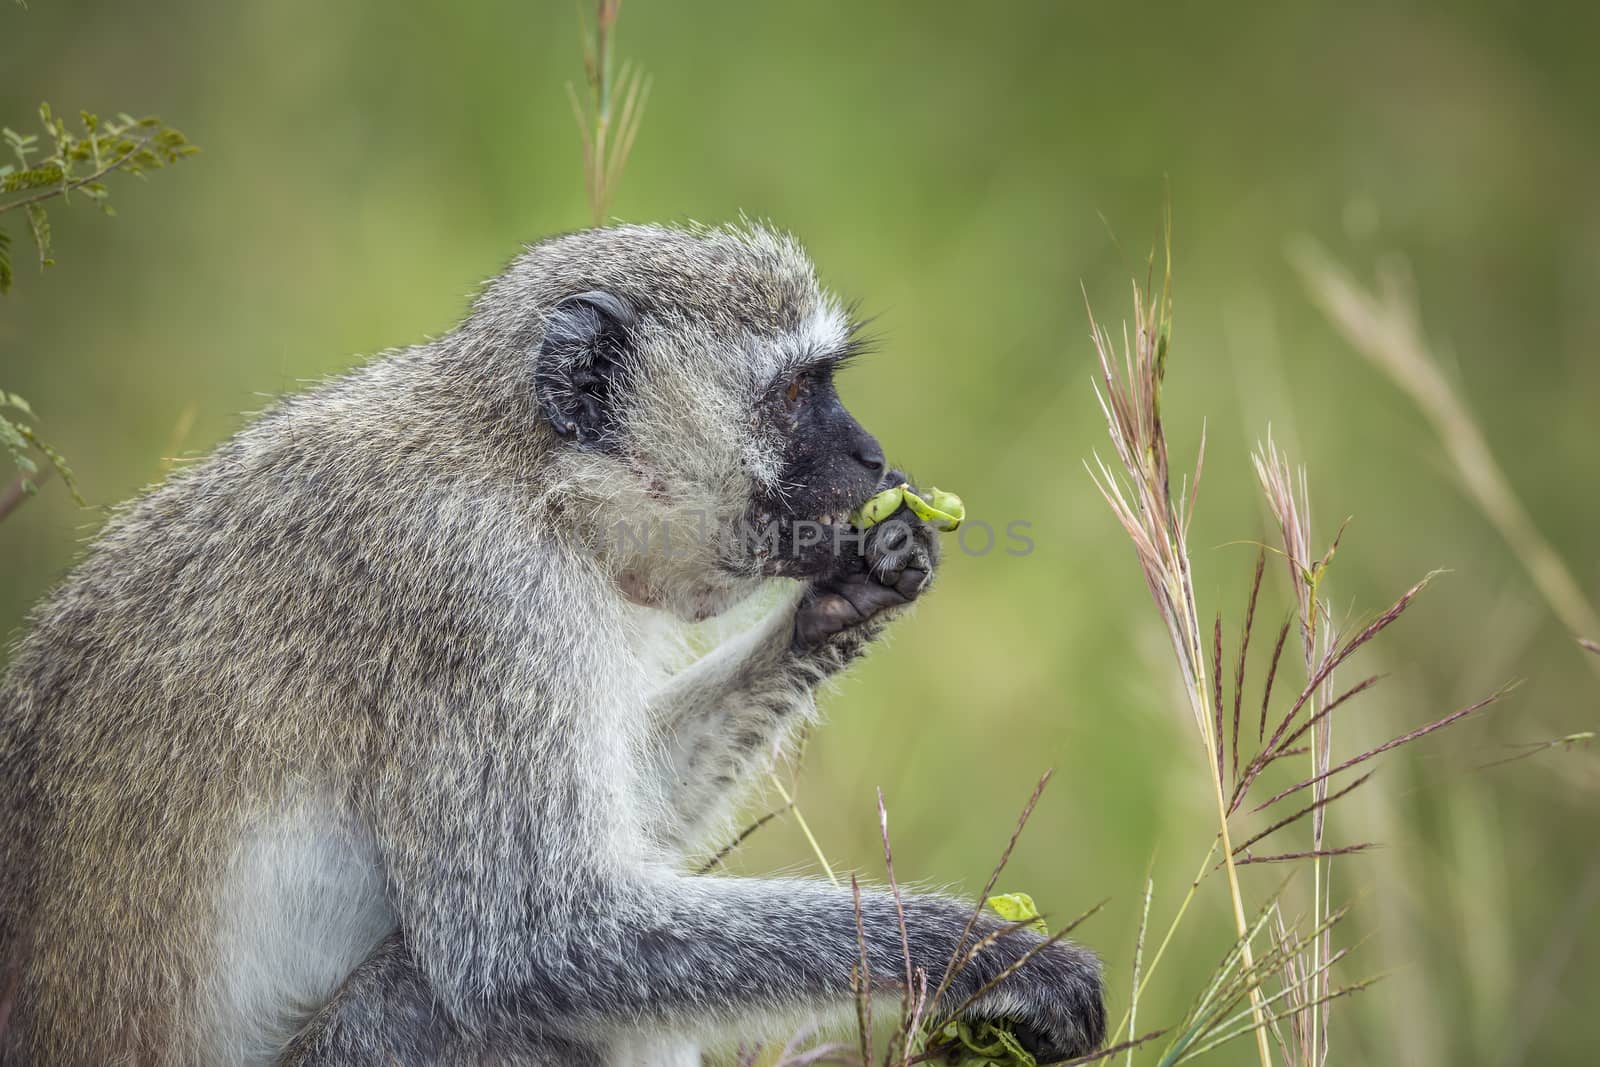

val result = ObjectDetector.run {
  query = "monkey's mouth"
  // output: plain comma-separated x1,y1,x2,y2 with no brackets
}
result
741,468,903,579
744,507,877,579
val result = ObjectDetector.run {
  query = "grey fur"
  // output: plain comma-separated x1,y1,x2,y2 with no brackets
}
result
0,223,1103,1066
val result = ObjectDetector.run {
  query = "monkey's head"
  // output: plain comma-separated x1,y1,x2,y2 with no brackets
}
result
471,223,891,617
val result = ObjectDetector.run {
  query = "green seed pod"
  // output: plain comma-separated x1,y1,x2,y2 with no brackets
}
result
849,485,911,529
849,483,966,532
903,486,965,532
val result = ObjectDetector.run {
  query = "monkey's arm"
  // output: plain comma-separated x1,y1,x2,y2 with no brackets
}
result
354,544,1101,1064
374,862,1102,1063
643,585,817,853
644,511,936,854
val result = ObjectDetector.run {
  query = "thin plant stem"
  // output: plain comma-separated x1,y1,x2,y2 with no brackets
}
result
1182,532,1275,1067
1129,842,1217,1018
1204,732,1275,1067
0,130,160,217
0,465,49,523
770,772,838,887
1127,871,1154,1067
1085,232,1274,1067
697,802,794,875
569,0,650,226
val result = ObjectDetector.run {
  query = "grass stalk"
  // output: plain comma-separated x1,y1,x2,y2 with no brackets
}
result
1126,871,1154,1067
1086,237,1275,1067
568,0,651,226
770,771,838,887
1205,747,1275,1067
1116,840,1217,1034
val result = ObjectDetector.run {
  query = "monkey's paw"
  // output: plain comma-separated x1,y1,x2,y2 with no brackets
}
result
791,497,939,652
965,937,1107,1064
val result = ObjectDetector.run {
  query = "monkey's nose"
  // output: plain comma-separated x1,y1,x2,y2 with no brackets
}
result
852,436,887,476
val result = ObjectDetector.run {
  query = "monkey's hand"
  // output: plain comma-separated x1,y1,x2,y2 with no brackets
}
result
792,486,939,653
957,930,1108,1063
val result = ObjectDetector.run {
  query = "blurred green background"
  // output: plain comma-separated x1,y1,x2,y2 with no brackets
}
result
4,0,1598,1062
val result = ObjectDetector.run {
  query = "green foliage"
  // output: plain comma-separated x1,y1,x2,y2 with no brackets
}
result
985,892,1048,935
0,104,197,294
0,99,195,504
0,390,81,504
930,1019,1039,1067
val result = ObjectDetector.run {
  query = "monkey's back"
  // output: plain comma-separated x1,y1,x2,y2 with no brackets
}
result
0,354,544,1065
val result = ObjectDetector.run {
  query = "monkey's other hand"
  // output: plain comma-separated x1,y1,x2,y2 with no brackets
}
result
963,935,1107,1064
791,500,939,652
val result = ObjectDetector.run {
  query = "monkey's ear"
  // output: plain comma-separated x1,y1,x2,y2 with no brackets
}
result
534,290,636,448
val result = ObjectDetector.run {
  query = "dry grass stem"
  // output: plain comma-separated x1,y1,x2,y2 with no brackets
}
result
1086,239,1276,1067
1086,230,1514,1067
1231,772,1376,859
877,789,930,1067
1126,871,1154,1067
1258,619,1292,743
1247,685,1512,814
769,771,839,887
929,770,1054,1010
851,875,874,1067
1232,550,1267,786
568,0,651,226
1051,1030,1170,1067
1478,730,1596,770
696,802,795,875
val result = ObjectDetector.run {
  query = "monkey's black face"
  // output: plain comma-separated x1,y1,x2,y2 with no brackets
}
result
750,363,891,578
531,285,891,580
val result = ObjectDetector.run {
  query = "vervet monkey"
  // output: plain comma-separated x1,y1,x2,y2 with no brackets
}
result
0,224,1104,1065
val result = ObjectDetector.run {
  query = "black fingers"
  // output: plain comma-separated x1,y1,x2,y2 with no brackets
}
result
894,567,929,599
792,494,942,653
793,591,861,650
864,512,937,589
793,574,916,650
